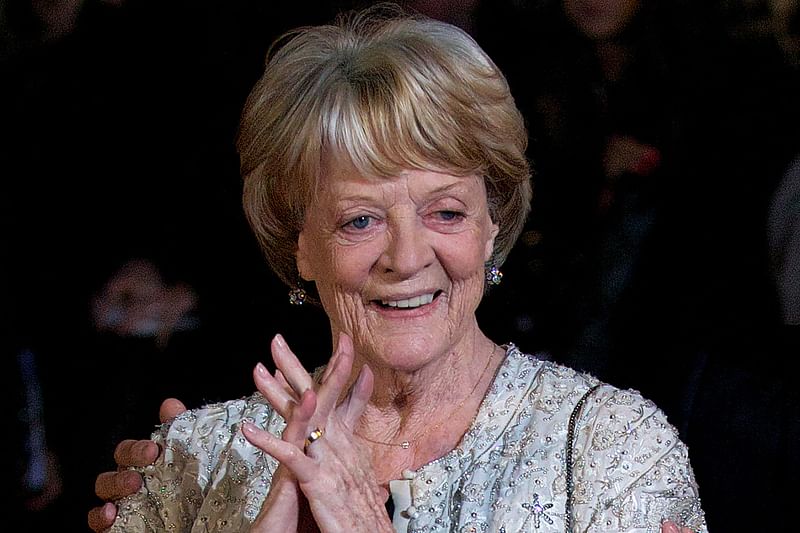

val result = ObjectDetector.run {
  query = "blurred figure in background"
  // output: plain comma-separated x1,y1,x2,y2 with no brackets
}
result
90,258,199,350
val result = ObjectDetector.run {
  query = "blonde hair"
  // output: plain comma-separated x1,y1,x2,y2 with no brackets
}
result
238,4,532,290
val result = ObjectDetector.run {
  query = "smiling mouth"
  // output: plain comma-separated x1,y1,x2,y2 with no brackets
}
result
376,291,442,309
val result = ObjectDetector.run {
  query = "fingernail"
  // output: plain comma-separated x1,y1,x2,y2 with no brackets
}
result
256,362,268,376
103,502,115,519
242,422,256,435
274,333,286,348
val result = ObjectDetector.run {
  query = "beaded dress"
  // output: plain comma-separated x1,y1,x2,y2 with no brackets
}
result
109,345,707,532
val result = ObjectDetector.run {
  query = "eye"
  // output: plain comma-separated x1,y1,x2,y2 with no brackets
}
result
436,210,464,221
344,215,372,230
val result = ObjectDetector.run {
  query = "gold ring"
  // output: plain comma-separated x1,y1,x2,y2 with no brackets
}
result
304,428,324,452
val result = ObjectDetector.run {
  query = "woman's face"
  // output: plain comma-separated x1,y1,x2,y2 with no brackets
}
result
296,167,498,370
563,0,641,41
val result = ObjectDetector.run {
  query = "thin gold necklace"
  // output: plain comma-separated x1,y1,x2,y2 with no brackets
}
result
356,345,498,450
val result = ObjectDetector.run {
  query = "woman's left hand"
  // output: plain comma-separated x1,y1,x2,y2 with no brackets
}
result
244,333,393,533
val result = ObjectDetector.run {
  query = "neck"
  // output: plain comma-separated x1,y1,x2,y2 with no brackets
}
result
364,333,494,413
349,329,501,475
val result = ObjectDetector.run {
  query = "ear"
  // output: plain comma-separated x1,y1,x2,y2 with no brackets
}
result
484,221,499,263
296,229,315,282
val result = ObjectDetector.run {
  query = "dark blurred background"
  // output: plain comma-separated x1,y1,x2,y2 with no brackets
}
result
2,0,799,530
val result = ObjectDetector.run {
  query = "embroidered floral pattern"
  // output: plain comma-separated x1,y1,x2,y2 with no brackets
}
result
521,494,555,529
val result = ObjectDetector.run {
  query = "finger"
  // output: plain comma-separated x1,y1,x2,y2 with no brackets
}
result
113,439,160,468
377,486,389,503
281,389,318,445
271,334,314,394
254,363,297,417
340,364,374,428
298,425,333,461
315,333,354,416
87,502,117,533
318,343,342,384
95,470,143,501
242,422,317,484
159,398,187,423
274,369,294,395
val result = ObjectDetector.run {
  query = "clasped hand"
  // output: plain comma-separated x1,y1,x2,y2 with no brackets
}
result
242,333,393,533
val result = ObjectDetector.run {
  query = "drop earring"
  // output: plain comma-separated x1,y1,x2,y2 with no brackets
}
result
485,264,503,286
288,283,307,305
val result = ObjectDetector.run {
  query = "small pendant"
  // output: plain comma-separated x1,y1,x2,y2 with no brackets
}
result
401,441,411,449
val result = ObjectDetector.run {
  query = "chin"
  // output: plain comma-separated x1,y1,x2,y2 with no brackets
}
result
359,330,454,372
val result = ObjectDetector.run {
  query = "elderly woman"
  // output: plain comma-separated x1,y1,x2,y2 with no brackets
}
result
90,6,705,533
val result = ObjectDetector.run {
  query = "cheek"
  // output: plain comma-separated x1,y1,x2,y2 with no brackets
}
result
314,241,373,296
444,248,488,328
440,236,488,283
315,245,377,336
446,252,485,282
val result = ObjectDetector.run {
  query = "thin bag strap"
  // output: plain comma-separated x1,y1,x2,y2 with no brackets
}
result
564,383,602,533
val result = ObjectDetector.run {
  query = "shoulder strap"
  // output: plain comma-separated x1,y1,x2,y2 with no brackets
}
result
564,383,602,533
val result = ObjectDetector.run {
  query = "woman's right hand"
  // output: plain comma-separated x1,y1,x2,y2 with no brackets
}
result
87,398,187,532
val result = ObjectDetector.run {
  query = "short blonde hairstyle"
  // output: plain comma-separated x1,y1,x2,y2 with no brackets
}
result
239,4,531,290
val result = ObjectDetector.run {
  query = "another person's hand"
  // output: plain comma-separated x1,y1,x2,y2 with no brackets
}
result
244,333,392,533
87,398,187,532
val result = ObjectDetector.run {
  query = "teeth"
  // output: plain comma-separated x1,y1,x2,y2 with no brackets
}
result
381,293,435,309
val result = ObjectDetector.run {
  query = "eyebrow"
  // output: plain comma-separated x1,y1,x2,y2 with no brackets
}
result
426,180,470,195
332,174,476,205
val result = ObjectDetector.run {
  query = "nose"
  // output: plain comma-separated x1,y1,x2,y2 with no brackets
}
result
377,217,434,279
